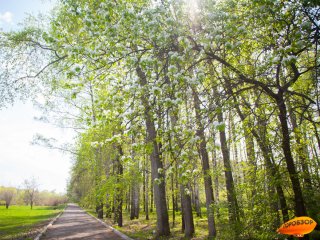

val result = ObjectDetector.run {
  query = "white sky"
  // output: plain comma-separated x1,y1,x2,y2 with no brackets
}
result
0,0,74,193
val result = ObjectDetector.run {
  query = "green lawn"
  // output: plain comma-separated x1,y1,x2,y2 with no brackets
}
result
0,205,64,240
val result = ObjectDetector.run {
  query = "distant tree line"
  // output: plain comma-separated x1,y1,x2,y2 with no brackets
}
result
0,184,67,209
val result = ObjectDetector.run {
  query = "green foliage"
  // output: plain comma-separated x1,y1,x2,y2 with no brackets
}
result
2,0,319,238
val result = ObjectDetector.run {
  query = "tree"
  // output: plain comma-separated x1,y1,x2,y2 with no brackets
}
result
0,187,16,209
2,0,320,239
23,177,39,209
197,0,318,219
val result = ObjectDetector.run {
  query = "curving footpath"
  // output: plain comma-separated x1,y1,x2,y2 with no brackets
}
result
38,204,129,240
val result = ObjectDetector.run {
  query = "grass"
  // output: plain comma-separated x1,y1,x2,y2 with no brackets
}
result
115,210,210,240
0,205,65,240
84,206,320,239
86,207,212,240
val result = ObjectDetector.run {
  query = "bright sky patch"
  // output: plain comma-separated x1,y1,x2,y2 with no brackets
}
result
0,11,13,24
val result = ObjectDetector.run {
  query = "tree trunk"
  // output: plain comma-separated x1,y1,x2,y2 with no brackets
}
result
212,136,220,218
180,184,195,238
126,189,130,213
194,180,202,218
150,178,154,213
130,182,135,220
96,203,103,219
288,104,313,190
192,87,216,238
143,157,146,213
145,154,150,220
171,173,176,227
114,145,124,227
310,118,320,152
229,112,240,185
217,110,240,232
175,166,179,212
244,124,257,206
136,66,170,236
170,112,195,238
257,125,289,223
226,80,289,223
289,105,320,223
276,93,307,217
135,187,140,219
130,159,140,219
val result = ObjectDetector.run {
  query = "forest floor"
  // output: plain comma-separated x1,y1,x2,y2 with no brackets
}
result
0,205,64,240
86,208,225,240
84,207,320,239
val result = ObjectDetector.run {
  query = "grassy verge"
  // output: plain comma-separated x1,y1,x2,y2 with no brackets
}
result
116,210,209,240
0,205,65,240
85,207,210,240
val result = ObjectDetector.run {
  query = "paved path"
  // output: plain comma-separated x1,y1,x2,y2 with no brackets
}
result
40,204,126,240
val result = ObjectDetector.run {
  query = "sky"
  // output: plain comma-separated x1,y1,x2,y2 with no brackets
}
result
0,0,74,193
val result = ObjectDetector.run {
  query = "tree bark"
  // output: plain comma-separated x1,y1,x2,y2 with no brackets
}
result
244,123,257,206
192,87,217,238
225,79,289,223
217,110,240,228
171,173,176,227
145,154,150,220
170,112,195,238
114,146,124,227
136,66,170,236
288,104,313,190
212,135,220,217
143,157,146,213
150,178,154,213
276,93,307,217
130,150,140,220
194,180,202,218
180,184,195,238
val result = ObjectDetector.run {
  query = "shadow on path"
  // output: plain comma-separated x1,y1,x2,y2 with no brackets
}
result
41,204,125,240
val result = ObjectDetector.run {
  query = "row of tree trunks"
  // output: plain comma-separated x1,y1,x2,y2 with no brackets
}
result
214,86,241,233
221,77,287,226
217,109,241,230
170,110,195,238
207,52,308,224
89,82,104,219
192,86,217,238
276,92,307,218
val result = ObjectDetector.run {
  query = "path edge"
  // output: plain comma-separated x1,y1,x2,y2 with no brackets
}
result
87,212,133,240
34,208,65,240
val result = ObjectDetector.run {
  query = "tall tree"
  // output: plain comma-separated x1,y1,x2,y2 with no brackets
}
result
192,86,217,238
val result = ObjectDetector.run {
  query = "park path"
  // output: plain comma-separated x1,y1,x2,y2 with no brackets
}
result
40,204,127,240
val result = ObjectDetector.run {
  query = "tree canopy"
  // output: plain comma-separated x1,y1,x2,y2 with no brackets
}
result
1,0,320,239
